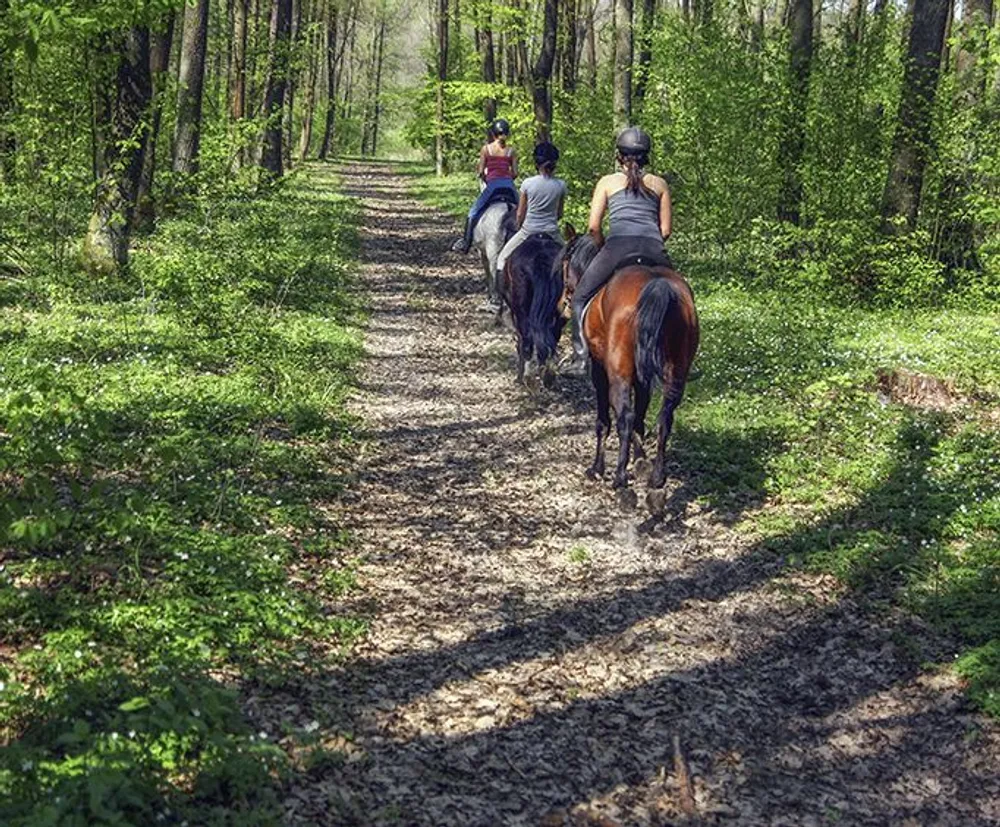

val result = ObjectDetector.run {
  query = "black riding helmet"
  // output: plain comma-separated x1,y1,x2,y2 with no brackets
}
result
492,118,511,137
616,126,651,156
533,141,560,165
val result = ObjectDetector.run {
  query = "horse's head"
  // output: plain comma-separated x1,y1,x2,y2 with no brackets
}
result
554,224,598,318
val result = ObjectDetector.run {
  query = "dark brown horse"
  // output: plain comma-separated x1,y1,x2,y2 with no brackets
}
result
558,230,700,491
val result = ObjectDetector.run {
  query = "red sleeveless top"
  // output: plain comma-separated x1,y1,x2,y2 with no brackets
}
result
484,149,514,182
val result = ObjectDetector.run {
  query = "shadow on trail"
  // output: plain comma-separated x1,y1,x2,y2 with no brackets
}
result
292,161,999,826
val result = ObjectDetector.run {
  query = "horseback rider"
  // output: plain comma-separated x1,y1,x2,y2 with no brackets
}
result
451,119,519,254
495,141,566,282
562,127,673,375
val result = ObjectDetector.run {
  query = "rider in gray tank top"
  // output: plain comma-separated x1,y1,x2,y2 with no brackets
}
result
607,189,662,241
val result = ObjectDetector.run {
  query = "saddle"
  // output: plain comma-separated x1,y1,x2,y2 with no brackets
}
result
484,186,518,209
611,250,674,272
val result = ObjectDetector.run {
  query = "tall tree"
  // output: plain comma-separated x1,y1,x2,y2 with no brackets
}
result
532,0,559,140
776,0,813,223
562,0,579,94
173,0,210,175
0,0,16,183
613,0,634,127
435,0,449,175
84,26,152,272
136,15,176,229
481,5,497,120
260,0,294,175
880,0,952,230
634,0,656,109
298,1,323,159
230,0,250,120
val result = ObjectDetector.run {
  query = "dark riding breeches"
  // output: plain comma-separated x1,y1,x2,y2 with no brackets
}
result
572,235,669,318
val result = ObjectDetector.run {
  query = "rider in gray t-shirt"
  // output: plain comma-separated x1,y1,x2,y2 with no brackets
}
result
496,143,566,279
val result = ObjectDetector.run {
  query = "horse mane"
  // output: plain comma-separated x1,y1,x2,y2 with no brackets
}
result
501,205,518,243
552,233,599,283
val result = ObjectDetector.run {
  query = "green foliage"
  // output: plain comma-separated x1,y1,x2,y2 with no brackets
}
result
0,168,366,822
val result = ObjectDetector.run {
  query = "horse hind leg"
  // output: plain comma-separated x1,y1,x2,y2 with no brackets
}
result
632,382,651,461
588,361,611,480
610,377,634,490
651,377,684,490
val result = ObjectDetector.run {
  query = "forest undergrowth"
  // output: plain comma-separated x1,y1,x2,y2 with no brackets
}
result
410,163,1000,720
0,167,366,825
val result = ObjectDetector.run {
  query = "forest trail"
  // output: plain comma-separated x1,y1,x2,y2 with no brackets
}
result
284,161,1000,825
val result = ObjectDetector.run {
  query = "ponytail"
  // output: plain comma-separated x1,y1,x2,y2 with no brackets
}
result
619,152,651,195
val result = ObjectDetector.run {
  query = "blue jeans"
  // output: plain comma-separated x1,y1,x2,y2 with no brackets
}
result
468,179,517,224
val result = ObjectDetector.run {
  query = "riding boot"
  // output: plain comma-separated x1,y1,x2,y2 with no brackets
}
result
451,217,473,253
560,305,589,376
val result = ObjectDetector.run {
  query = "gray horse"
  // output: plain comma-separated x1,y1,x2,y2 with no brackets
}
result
471,202,517,313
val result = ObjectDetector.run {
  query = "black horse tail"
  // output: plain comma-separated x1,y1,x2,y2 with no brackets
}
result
528,243,564,364
635,277,676,389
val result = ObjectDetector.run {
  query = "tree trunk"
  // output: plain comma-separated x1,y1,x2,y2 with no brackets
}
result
260,0,294,175
634,0,655,108
956,0,993,96
613,0,633,127
368,16,387,155
436,0,449,176
532,0,559,140
173,0,210,175
84,27,152,272
880,0,952,230
0,0,17,183
283,0,302,170
777,0,813,223
231,0,250,119
298,4,322,159
562,0,578,94
136,16,175,230
481,8,497,120
585,0,597,88
319,0,339,159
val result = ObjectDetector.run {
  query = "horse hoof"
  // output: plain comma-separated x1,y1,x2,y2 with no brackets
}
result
617,487,638,511
586,465,603,481
646,488,667,516
541,364,556,389
634,457,652,479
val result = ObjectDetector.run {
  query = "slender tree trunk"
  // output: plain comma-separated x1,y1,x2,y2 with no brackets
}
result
283,0,302,169
136,16,175,230
777,0,813,223
880,0,952,230
634,0,655,108
84,27,152,272
298,4,322,159
956,0,993,94
0,0,17,183
231,0,250,119
261,0,294,175
482,8,497,120
369,15,387,156
532,0,559,140
563,0,579,94
585,0,597,88
436,0,449,176
613,0,634,127
173,0,210,175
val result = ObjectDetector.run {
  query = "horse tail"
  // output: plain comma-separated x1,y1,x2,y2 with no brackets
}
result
635,277,676,389
528,242,563,363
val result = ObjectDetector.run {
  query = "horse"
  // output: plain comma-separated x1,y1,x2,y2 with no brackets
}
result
557,229,700,492
501,233,566,384
471,200,517,314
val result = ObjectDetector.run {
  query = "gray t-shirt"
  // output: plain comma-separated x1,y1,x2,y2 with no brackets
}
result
520,174,567,233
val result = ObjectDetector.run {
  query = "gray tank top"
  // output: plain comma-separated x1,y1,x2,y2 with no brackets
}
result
607,187,662,240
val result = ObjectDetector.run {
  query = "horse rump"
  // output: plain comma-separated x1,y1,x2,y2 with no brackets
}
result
508,235,565,366
634,276,678,389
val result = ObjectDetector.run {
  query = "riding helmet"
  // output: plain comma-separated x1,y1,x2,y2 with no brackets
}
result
616,126,651,156
533,142,560,165
492,118,512,137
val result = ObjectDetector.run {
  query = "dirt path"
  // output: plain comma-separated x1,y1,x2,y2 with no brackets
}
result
283,161,999,826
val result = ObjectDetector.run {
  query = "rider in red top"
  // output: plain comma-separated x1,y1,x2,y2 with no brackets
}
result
452,119,519,253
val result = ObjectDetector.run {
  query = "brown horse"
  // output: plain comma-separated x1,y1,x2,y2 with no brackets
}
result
558,230,700,491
